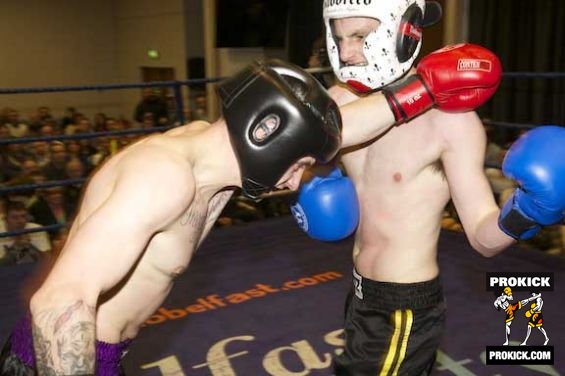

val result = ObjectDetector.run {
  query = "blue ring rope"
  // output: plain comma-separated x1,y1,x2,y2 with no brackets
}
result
0,70,563,239
0,126,175,145
502,72,565,79
0,78,222,95
0,179,86,195
0,224,65,239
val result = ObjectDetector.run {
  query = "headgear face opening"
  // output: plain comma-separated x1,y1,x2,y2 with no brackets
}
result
323,0,442,93
217,59,342,200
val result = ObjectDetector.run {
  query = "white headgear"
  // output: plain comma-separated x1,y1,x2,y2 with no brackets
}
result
323,0,441,92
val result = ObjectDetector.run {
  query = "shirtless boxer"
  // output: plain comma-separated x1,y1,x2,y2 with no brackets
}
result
292,1,565,374
0,59,342,376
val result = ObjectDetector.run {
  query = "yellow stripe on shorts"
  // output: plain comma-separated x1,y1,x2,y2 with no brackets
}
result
379,309,414,376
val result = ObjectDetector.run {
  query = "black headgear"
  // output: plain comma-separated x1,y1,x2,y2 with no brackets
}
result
217,59,342,199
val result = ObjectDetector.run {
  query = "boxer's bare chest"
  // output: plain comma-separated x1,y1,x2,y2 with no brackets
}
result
140,191,233,278
343,118,445,190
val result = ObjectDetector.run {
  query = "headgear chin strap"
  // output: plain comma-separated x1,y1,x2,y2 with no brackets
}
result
217,59,342,200
323,0,442,93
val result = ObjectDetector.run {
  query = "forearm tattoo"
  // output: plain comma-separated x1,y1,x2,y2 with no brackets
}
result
32,300,96,375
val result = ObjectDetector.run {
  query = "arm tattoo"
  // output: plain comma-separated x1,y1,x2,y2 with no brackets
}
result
180,206,207,228
33,300,96,375
206,191,233,226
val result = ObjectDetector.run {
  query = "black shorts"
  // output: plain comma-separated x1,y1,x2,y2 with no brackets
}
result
334,269,446,376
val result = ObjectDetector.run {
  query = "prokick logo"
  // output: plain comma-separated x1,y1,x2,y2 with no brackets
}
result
485,272,554,365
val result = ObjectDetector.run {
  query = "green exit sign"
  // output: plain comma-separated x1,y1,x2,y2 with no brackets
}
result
147,49,160,59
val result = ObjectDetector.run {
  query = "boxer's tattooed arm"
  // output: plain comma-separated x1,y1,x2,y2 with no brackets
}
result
32,300,96,375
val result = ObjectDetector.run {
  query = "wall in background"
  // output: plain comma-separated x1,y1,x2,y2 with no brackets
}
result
0,0,188,122
0,0,122,119
114,0,186,122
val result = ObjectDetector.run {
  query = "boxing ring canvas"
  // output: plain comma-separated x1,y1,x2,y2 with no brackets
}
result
1,217,563,375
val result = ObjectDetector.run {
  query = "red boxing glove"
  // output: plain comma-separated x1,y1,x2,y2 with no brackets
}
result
383,43,502,123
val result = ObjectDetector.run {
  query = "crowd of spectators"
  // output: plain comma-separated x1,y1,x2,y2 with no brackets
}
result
0,103,153,264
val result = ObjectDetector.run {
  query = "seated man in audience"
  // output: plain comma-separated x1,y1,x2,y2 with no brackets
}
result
41,141,69,181
0,200,52,266
1,107,29,138
64,157,88,210
133,88,169,126
28,186,76,240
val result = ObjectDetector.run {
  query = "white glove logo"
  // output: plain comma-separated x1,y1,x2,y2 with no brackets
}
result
290,203,309,232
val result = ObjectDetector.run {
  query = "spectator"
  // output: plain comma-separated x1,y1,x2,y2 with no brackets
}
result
60,107,78,130
192,94,210,121
36,106,53,123
42,141,68,180
93,112,108,132
0,134,30,183
66,139,93,172
4,159,42,206
1,107,29,138
38,122,57,138
0,201,51,265
21,172,49,210
28,186,75,239
20,159,40,176
76,118,93,134
63,113,86,135
133,87,169,126
307,36,335,88
140,112,156,129
105,117,131,153
64,157,86,210
30,141,51,169
88,136,112,167
28,106,55,135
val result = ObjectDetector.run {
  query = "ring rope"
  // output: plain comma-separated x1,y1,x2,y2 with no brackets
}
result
0,69,562,95
0,78,222,95
481,120,537,130
0,224,65,239
0,126,175,146
1,69,562,240
0,178,86,195
502,72,565,79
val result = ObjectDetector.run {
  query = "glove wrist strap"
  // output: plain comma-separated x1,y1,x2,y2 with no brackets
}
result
498,194,541,240
382,75,435,123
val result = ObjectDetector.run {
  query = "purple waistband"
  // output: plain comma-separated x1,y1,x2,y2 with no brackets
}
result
96,338,132,376
11,313,131,375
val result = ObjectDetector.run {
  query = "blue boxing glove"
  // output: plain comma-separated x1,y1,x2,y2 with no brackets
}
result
291,168,359,241
498,126,565,240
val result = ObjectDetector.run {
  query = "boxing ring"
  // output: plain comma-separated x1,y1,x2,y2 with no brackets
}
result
1,73,564,375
